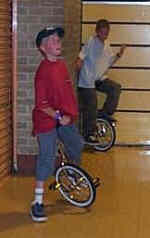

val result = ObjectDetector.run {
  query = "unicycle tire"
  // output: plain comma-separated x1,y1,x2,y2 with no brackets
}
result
55,163,96,208
94,118,116,151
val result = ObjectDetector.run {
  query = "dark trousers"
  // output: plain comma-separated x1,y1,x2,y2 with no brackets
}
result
95,78,121,115
78,79,121,137
78,87,97,137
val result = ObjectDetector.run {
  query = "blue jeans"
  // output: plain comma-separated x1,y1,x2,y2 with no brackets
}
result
36,124,84,181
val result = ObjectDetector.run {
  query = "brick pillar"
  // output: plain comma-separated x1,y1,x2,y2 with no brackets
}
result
64,0,81,76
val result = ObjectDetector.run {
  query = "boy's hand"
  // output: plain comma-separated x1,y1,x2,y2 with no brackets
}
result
59,115,71,125
74,57,83,72
118,44,126,57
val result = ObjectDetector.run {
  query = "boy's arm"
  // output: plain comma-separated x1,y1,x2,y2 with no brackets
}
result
35,70,58,120
96,44,126,80
42,107,71,125
41,107,57,119
112,44,126,65
39,95,71,124
75,57,83,72
75,47,86,72
74,37,92,72
109,44,126,66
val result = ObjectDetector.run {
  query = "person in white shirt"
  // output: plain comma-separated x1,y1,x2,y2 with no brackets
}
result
76,19,126,144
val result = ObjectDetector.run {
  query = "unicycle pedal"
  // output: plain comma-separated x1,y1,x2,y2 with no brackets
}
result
92,177,101,188
49,181,58,190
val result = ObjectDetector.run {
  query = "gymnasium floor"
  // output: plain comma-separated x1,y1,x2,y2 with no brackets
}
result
0,146,150,238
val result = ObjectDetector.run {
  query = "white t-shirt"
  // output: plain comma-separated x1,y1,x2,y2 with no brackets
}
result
78,36,116,88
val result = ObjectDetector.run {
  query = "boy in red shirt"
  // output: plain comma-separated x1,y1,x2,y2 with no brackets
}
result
30,27,83,222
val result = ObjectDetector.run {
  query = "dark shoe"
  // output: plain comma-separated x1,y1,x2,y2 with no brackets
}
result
106,115,117,122
30,202,48,222
85,135,99,145
97,111,117,122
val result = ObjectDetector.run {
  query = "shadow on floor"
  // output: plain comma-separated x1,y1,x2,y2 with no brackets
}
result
45,198,92,216
0,211,32,232
0,198,91,233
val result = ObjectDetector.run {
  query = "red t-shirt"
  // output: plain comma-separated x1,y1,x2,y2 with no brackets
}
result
32,59,78,135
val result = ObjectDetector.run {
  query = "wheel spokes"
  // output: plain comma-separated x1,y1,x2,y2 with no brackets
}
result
58,171,92,202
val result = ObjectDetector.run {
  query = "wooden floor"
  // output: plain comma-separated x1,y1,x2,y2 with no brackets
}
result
1,146,150,237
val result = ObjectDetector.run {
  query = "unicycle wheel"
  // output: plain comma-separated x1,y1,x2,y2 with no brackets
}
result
55,163,96,208
94,118,116,151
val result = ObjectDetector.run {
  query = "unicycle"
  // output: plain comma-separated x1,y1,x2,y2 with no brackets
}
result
79,110,116,152
94,110,116,151
49,143,100,208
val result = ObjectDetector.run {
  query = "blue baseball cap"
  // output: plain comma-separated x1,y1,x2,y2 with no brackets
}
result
36,27,64,47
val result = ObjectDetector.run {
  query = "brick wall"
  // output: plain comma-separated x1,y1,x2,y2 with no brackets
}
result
17,0,81,155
